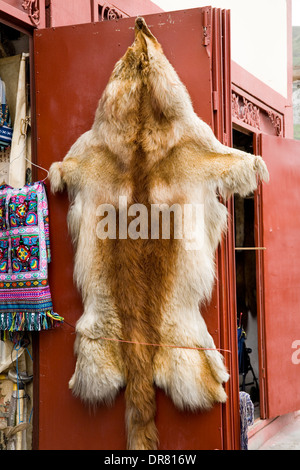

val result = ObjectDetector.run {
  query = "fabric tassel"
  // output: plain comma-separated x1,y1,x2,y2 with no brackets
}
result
0,310,63,340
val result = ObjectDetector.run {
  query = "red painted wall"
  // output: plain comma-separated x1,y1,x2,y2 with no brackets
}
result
260,135,300,418
1,0,26,12
48,0,163,27
110,0,163,15
50,0,92,27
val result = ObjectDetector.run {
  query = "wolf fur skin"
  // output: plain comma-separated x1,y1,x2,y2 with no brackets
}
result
49,18,269,450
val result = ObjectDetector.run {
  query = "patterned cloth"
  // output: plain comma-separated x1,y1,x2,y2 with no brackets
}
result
239,391,254,450
0,181,63,340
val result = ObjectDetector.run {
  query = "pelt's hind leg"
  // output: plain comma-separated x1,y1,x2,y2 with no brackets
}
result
154,345,227,411
69,332,125,406
69,291,126,407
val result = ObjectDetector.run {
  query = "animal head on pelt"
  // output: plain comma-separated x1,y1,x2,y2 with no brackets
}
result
92,17,196,167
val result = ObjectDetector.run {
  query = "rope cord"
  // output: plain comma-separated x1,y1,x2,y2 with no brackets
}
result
63,319,231,355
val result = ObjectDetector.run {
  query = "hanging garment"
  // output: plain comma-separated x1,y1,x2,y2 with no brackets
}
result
0,77,13,150
8,53,30,189
0,181,63,340
240,391,254,450
238,324,247,372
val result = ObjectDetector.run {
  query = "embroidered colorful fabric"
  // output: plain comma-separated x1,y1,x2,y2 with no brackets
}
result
0,181,63,340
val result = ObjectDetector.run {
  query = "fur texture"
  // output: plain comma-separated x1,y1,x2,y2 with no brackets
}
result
49,18,269,450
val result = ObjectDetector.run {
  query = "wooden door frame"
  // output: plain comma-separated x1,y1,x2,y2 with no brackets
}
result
230,37,293,420
229,0,293,420
210,8,241,450
230,124,268,420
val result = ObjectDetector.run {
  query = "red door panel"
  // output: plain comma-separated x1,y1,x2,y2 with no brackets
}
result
260,134,300,418
34,9,225,450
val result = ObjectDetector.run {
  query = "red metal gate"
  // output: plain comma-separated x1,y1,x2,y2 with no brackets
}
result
33,8,237,450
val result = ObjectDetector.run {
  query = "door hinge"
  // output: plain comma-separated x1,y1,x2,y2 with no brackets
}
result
203,27,210,46
213,90,218,111
203,9,210,46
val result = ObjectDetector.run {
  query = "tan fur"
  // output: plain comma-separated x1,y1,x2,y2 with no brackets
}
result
49,18,269,450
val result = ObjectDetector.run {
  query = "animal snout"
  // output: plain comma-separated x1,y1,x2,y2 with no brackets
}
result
136,17,145,30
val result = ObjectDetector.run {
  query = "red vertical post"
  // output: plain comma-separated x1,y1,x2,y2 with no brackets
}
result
211,8,240,450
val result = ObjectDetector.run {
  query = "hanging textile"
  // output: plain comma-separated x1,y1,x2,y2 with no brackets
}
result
239,391,254,450
0,77,13,150
0,53,29,188
237,324,247,373
0,181,63,340
8,53,29,189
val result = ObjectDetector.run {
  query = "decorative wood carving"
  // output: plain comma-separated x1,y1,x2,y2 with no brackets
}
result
268,111,282,136
232,92,261,130
232,89,284,137
98,2,128,21
22,0,40,26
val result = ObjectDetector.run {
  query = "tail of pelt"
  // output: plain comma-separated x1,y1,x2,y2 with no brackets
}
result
124,363,158,450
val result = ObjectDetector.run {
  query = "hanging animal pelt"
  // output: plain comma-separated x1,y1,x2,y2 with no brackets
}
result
49,17,269,450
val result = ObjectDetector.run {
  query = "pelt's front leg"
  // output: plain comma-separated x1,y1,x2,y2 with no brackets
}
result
49,157,80,193
217,149,269,199
49,130,94,193
188,116,269,198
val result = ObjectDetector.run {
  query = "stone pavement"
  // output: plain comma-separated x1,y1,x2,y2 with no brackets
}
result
249,411,300,450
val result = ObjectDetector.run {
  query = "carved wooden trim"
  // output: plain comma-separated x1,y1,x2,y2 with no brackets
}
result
232,87,284,136
21,0,40,26
268,111,282,136
232,92,261,130
96,2,129,21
